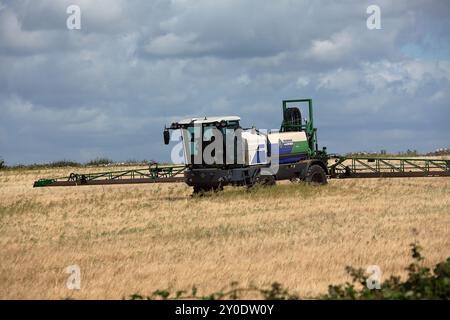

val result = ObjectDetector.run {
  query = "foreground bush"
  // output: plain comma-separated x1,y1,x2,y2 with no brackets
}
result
323,242,450,299
130,282,299,300
129,243,450,300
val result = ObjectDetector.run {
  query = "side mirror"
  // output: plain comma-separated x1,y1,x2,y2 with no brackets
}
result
163,128,170,145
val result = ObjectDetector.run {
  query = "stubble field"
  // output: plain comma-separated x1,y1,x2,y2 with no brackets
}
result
0,166,449,299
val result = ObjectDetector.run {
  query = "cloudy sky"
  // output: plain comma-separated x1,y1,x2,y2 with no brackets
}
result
0,0,449,164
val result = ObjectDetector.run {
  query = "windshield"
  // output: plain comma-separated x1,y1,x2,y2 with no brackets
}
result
182,120,241,166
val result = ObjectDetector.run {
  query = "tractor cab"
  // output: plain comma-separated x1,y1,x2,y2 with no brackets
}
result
164,116,243,168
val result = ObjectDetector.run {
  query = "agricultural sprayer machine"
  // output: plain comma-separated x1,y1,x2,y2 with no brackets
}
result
34,99,450,193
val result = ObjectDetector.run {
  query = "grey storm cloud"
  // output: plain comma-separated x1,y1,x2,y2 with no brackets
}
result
0,0,449,164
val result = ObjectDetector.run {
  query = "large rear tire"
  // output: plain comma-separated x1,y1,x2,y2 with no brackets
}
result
305,165,327,185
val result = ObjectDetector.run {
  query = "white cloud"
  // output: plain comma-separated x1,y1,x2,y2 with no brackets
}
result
362,60,450,95
430,90,447,103
234,74,251,86
296,77,310,88
0,9,50,52
144,32,219,56
317,68,359,91
308,31,353,62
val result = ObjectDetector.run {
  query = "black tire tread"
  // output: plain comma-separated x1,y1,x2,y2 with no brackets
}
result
305,164,327,184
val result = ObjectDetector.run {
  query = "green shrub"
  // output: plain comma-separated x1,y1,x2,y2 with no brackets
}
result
48,160,81,167
129,282,299,300
128,243,450,300
323,242,450,299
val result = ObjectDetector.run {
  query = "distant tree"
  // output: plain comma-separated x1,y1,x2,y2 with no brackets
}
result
0,157,5,169
49,160,81,167
86,157,114,166
405,149,418,156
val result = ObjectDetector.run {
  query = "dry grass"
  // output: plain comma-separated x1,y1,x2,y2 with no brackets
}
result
0,166,449,299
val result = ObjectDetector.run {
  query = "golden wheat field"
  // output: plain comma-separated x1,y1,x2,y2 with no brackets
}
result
0,165,449,299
